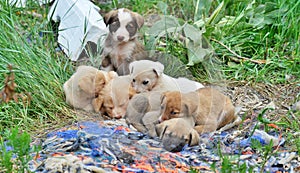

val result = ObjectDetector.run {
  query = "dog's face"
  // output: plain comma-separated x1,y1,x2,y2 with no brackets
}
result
101,76,136,119
129,60,164,93
159,91,184,122
104,8,144,43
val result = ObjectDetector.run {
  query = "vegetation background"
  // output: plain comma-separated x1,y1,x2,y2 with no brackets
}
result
0,0,299,172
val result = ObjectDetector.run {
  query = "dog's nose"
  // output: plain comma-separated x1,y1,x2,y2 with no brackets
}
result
117,36,125,41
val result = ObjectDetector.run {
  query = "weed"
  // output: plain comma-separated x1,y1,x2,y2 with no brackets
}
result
0,127,39,173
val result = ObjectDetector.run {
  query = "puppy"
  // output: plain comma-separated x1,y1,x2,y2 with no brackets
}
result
129,60,204,93
155,117,200,152
93,75,135,119
101,8,148,75
63,65,117,112
159,87,241,134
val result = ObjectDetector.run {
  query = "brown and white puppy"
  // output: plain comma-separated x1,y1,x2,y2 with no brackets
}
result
159,87,241,134
129,60,204,93
93,75,136,119
101,8,147,75
63,65,117,112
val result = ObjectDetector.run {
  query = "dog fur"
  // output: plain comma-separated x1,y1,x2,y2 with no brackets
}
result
159,87,241,134
101,8,148,75
129,60,204,93
93,75,136,119
63,65,117,112
155,117,200,152
125,92,201,152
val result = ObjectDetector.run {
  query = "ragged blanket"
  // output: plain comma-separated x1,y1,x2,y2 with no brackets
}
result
29,120,298,173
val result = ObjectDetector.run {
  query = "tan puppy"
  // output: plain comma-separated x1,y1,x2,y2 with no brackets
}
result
129,60,204,93
101,8,148,75
63,66,117,112
159,87,241,133
155,116,200,152
93,75,136,119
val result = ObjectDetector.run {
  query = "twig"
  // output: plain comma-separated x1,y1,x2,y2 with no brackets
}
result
211,38,266,64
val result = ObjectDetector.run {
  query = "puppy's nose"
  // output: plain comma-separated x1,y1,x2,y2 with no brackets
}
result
117,35,125,41
158,117,163,123
114,114,123,119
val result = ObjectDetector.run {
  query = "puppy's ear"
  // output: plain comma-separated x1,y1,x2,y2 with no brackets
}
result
104,10,118,25
132,12,144,28
188,129,200,146
129,61,136,74
152,61,164,76
94,72,107,93
107,71,118,81
182,103,197,116
155,123,168,139
128,86,136,99
160,92,167,104
92,96,104,112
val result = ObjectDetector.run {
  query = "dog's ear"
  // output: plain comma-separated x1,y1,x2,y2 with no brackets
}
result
187,129,200,146
107,71,118,81
182,102,197,116
132,12,144,29
155,123,168,139
152,61,164,76
94,72,107,93
92,96,104,112
160,92,167,104
79,72,106,96
128,86,136,99
129,61,136,74
104,10,118,25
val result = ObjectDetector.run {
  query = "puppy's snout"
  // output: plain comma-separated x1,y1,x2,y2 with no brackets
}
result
117,35,125,41
114,114,122,119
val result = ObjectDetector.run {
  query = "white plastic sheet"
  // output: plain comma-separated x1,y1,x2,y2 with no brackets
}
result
48,0,107,61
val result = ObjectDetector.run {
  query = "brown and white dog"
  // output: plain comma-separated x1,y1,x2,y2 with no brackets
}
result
159,87,242,134
101,8,148,75
129,60,204,93
93,75,136,119
63,65,117,112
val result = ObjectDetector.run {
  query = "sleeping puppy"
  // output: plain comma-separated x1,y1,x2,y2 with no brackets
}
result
101,8,148,75
155,117,200,152
159,87,242,134
129,60,204,93
93,75,136,119
63,65,117,112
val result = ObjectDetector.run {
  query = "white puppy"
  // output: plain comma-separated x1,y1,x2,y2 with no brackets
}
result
129,60,204,93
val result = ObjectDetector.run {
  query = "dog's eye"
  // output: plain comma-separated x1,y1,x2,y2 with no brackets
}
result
127,23,134,28
132,79,136,83
142,80,149,85
170,111,178,115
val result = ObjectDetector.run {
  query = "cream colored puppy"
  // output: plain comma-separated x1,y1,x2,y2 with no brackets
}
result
93,75,136,119
63,65,117,112
159,87,242,133
129,60,204,93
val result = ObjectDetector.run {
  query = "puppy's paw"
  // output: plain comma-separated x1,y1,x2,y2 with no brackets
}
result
155,118,199,152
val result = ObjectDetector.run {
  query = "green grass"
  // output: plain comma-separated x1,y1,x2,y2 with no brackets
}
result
0,1,74,132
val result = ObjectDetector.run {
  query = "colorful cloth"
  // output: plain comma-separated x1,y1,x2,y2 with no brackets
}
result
29,120,299,173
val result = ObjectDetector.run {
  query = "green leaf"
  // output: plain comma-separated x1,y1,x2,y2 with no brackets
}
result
186,39,212,66
147,15,180,37
183,24,204,43
157,1,168,14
